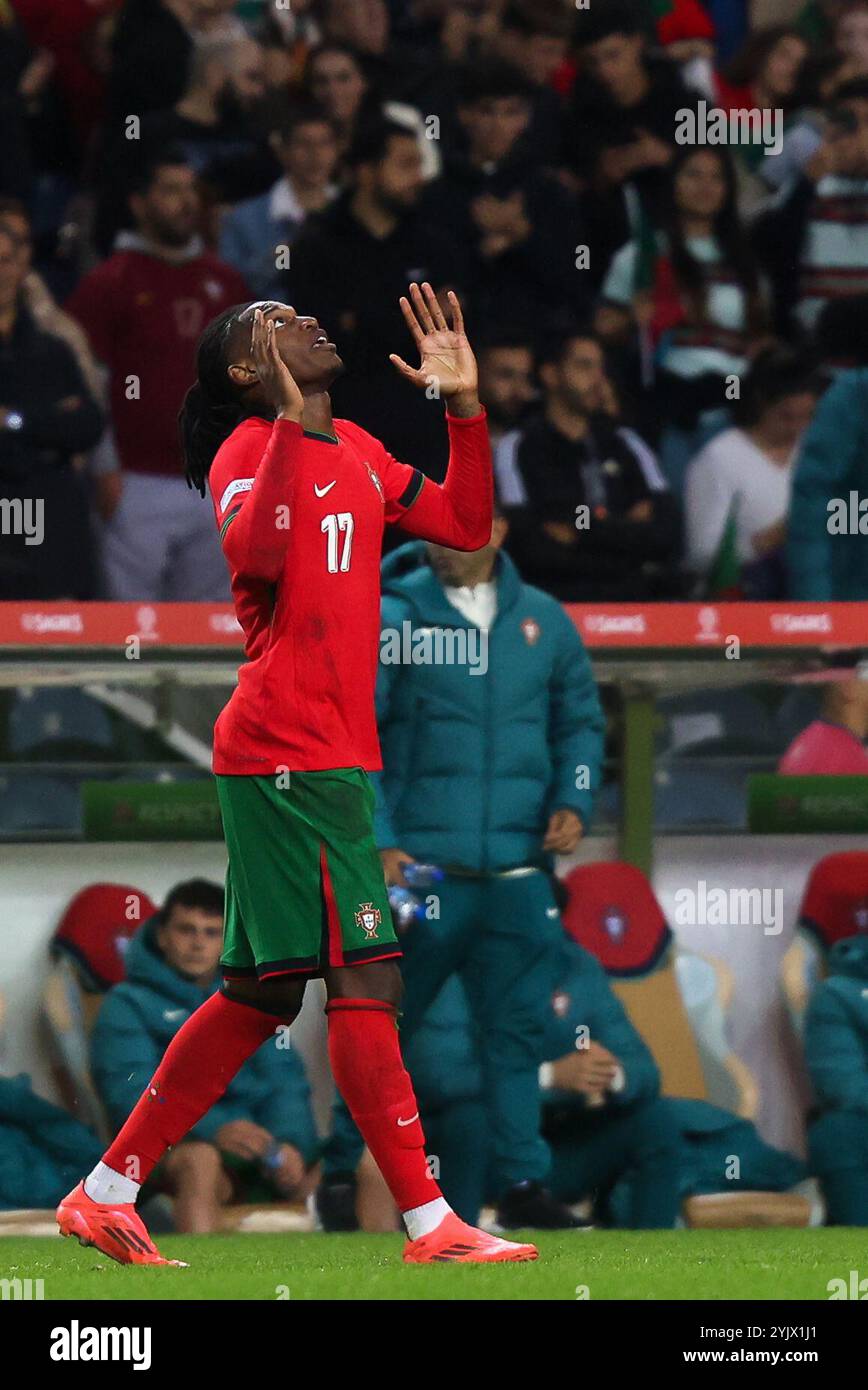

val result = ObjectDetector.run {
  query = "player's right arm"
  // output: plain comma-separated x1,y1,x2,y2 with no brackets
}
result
209,309,304,581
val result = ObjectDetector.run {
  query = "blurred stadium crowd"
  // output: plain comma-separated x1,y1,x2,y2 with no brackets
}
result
2,0,868,603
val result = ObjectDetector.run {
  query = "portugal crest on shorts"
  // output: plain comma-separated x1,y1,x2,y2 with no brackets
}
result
355,902,382,939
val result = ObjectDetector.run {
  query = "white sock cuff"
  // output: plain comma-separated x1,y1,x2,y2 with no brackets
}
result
402,1196,452,1241
84,1161,141,1206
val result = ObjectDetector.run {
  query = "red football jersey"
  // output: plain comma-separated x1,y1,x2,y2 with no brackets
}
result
208,411,492,774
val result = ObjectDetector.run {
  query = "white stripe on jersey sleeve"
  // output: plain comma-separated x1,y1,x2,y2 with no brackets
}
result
219,477,255,514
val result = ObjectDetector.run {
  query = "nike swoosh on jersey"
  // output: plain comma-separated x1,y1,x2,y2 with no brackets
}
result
396,1112,419,1127
314,481,337,498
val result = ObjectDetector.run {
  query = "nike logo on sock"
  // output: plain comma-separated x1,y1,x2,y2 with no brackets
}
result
314,481,337,498
396,1112,419,1127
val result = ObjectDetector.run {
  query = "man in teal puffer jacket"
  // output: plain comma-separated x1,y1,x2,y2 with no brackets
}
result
91,880,318,1231
788,369,868,600
806,933,868,1224
321,523,605,1230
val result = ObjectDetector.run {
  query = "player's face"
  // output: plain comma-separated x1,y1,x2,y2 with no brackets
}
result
157,908,224,982
236,301,344,388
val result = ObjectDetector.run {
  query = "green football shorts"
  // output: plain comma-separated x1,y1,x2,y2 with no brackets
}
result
215,768,399,980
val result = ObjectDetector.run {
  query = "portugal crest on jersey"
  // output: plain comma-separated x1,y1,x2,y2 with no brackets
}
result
365,464,385,500
355,902,382,939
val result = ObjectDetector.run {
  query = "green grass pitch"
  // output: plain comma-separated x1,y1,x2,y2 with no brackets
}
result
2,1228,863,1300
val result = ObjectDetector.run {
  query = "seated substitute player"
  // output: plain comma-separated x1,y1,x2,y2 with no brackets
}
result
56,286,537,1266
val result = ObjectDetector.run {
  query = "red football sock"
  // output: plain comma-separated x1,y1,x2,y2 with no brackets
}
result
326,998,442,1213
103,992,288,1184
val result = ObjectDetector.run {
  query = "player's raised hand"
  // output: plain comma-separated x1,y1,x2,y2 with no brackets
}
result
251,307,304,422
390,283,481,415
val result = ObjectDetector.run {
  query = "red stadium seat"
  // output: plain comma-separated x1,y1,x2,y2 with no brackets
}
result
796,851,868,952
51,882,158,992
782,852,868,1036
561,860,673,978
43,883,155,1136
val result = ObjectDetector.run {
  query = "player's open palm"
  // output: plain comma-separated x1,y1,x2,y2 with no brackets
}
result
391,282,478,402
251,306,304,422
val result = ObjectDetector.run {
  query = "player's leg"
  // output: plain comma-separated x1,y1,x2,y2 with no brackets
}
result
57,794,309,1265
317,777,537,1263
322,959,536,1262
57,969,305,1264
317,876,475,1224
347,1098,491,1231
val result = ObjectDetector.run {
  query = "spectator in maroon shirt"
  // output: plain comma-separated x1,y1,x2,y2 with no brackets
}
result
66,145,249,601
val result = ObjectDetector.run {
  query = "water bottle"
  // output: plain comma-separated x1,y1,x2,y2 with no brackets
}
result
387,864,444,932
387,887,427,932
401,863,445,890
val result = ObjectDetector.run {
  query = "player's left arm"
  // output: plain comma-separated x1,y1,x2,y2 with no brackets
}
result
381,282,492,551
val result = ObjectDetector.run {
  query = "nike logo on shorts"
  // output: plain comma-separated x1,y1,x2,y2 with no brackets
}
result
397,1112,419,1127
314,481,337,498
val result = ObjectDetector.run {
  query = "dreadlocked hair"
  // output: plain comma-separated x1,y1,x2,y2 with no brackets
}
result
179,304,250,497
